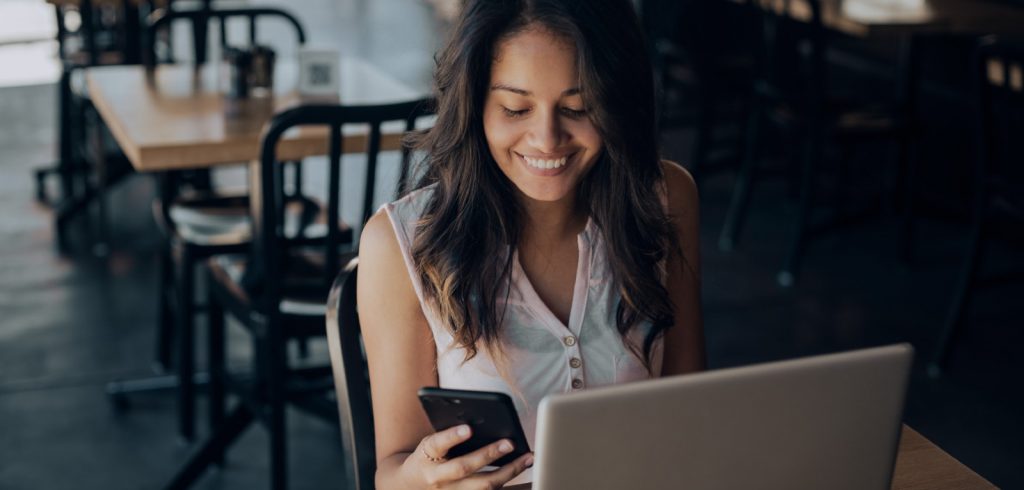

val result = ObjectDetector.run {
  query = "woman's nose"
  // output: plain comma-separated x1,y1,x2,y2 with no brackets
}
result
527,111,563,153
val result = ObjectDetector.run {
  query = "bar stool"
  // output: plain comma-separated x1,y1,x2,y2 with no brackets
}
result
929,38,1024,377
718,0,916,287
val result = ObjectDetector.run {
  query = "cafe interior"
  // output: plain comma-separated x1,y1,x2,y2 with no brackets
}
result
0,0,1022,488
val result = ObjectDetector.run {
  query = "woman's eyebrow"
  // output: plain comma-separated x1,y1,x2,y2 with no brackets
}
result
490,84,581,97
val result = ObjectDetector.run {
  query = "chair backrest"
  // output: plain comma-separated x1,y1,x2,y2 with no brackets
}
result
974,37,1024,213
325,259,376,490
249,99,435,307
142,5,307,68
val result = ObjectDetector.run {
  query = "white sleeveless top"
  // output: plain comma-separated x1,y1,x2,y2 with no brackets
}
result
383,185,663,484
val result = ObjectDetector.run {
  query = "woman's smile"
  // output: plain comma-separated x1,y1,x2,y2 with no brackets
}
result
516,151,576,176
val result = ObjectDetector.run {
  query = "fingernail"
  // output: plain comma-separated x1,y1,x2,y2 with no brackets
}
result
525,455,534,467
457,425,470,437
499,441,513,453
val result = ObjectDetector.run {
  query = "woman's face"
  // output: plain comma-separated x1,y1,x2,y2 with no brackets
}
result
483,27,603,204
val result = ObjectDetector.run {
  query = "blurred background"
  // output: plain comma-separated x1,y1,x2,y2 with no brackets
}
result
0,0,1021,488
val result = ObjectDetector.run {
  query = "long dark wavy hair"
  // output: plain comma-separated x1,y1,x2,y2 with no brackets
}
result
406,0,678,368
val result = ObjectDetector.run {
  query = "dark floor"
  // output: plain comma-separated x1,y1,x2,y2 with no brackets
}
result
2,1,1023,489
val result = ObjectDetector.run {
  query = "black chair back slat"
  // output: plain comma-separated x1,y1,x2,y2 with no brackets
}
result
326,260,376,490
327,124,344,288
191,1,211,64
274,160,288,238
219,16,228,52
250,15,258,46
54,7,68,60
362,123,383,226
397,115,420,197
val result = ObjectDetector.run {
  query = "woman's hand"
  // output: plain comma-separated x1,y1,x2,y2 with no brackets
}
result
405,424,534,489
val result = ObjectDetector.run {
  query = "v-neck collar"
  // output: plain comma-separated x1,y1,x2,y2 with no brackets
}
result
511,218,596,338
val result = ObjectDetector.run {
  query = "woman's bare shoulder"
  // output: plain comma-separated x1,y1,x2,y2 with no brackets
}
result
659,159,699,218
358,209,415,303
360,209,401,260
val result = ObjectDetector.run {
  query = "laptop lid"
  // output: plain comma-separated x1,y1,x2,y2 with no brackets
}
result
533,344,913,490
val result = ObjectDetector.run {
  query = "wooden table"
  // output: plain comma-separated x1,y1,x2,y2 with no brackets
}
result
85,57,426,172
892,426,996,489
507,425,995,489
755,0,1024,38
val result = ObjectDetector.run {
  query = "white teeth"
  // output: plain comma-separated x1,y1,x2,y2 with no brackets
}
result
523,155,568,170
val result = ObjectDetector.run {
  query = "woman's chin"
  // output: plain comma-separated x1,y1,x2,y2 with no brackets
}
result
512,183,575,204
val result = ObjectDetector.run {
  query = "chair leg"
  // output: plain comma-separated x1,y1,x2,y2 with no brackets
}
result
35,167,53,204
155,244,176,372
164,405,255,490
833,144,852,221
778,126,822,287
296,337,310,359
57,68,75,205
55,83,93,254
898,133,918,264
177,246,196,441
718,102,763,251
928,203,986,377
95,158,110,256
265,327,288,490
207,282,226,466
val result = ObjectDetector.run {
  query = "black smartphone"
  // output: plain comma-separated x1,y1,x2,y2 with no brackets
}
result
417,387,531,467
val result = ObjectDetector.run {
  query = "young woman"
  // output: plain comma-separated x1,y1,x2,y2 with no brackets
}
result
358,0,704,487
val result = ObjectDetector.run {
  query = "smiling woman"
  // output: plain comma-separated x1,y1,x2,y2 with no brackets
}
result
484,28,604,203
356,0,705,488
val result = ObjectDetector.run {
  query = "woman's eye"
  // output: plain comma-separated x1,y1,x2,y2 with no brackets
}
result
502,107,529,118
561,107,587,119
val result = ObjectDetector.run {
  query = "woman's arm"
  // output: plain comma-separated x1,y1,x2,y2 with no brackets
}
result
358,211,533,489
358,210,440,487
658,160,707,375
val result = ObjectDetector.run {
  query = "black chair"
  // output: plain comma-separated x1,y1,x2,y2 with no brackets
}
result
166,99,434,490
105,4,310,441
717,0,916,287
326,259,377,490
928,38,1024,377
142,5,306,69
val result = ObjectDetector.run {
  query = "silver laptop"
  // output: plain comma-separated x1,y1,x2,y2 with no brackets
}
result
533,344,913,490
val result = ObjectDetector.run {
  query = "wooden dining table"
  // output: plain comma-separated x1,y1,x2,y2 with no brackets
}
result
506,425,996,489
85,56,427,173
